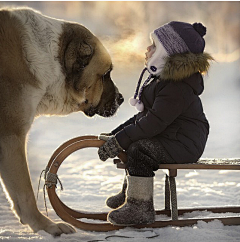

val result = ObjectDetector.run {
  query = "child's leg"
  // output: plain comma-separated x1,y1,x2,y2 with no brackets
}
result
126,138,175,177
107,175,155,226
106,170,127,209
107,139,174,226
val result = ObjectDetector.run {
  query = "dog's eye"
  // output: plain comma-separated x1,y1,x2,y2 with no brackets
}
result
102,70,111,82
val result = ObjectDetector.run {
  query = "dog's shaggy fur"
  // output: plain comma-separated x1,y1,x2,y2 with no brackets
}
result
0,7,123,236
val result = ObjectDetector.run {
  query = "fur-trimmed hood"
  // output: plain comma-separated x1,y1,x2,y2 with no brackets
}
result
160,52,214,82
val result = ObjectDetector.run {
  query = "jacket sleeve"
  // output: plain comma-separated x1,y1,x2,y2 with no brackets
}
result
116,83,185,150
111,115,137,135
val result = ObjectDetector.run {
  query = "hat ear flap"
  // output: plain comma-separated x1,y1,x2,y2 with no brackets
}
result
146,33,168,76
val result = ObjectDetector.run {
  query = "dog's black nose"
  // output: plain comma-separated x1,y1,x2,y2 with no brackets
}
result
117,93,124,105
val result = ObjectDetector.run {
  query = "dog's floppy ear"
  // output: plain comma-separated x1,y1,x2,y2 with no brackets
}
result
64,40,93,76
59,25,94,91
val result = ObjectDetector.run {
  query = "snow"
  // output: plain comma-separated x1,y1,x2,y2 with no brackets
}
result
0,59,240,241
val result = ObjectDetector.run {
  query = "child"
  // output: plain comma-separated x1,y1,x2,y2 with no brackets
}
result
98,21,213,226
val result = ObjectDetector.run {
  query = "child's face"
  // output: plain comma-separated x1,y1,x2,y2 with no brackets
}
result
145,43,156,64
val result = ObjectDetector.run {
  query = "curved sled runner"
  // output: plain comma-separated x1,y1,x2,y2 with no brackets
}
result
45,136,240,231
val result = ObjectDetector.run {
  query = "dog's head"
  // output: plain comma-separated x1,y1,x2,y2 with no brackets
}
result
59,23,123,117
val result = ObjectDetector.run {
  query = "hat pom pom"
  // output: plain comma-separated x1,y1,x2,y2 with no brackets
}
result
135,101,144,112
129,97,138,106
193,23,206,37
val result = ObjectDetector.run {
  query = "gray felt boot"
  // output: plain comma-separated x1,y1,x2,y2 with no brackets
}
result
107,175,155,226
106,175,127,209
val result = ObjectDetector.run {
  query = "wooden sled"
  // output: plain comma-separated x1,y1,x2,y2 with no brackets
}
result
45,135,240,231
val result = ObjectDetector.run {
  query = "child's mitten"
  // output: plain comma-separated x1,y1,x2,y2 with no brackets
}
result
98,136,123,161
98,133,112,141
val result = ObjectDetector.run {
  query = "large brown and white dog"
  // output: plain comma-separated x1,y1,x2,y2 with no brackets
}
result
0,7,123,236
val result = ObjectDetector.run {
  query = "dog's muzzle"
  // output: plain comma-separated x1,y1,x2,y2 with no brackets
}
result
84,93,124,118
116,93,124,106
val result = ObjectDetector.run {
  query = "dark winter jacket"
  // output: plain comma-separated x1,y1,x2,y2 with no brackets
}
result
112,52,213,163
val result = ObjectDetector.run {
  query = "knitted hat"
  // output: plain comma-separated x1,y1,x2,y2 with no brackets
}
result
147,21,207,75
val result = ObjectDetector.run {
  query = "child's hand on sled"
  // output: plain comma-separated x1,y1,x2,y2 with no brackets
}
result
98,133,112,140
98,135,123,161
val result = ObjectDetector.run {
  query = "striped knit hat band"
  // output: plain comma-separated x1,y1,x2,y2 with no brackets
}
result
153,21,206,56
154,24,190,56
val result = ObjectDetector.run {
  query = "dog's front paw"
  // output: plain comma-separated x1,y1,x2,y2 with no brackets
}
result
44,222,76,237
30,214,76,236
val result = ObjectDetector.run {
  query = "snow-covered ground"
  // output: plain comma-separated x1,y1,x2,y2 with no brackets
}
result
0,56,240,242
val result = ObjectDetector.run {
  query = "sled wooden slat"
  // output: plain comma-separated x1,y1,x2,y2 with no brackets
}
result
45,136,240,231
115,159,240,171
115,158,240,226
135,216,240,229
156,206,240,216
46,136,127,231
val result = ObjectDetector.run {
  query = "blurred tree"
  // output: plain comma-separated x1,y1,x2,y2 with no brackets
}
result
0,1,239,62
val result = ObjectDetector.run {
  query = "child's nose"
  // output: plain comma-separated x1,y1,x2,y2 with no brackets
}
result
147,46,152,52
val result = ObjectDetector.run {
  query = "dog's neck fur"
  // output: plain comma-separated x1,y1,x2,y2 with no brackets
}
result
12,9,63,86
11,8,84,116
